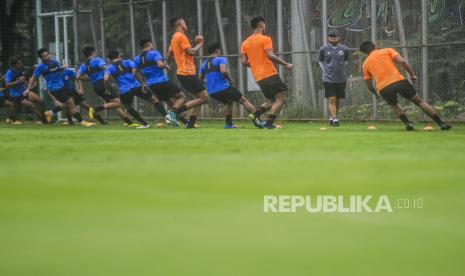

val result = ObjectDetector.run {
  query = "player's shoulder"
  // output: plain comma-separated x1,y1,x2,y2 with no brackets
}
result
214,56,227,65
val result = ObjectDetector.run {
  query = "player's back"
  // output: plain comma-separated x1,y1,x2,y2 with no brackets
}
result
170,32,195,75
200,57,230,94
362,48,405,91
241,34,277,82
135,50,168,85
108,60,140,93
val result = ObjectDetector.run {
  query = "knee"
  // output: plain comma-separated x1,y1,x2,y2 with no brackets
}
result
328,97,337,105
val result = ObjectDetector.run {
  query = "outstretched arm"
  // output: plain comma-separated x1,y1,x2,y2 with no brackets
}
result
265,49,293,69
394,56,417,81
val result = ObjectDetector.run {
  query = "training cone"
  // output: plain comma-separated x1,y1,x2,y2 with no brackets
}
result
320,127,328,131
156,123,166,128
423,126,434,131
367,125,377,130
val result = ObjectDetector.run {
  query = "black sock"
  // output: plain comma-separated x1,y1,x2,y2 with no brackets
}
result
73,113,84,123
431,114,445,126
225,115,233,125
52,106,62,114
187,115,197,128
399,114,411,125
154,102,167,117
93,112,107,124
66,114,73,124
95,105,105,112
123,117,133,125
266,114,277,126
127,108,148,125
174,105,188,115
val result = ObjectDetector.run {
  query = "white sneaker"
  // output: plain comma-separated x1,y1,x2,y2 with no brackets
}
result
136,124,150,129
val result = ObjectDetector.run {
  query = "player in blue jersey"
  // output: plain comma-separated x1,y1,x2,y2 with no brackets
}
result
0,71,16,124
199,43,263,129
49,68,108,125
105,49,157,129
5,56,52,124
77,46,135,126
26,48,95,127
135,39,186,126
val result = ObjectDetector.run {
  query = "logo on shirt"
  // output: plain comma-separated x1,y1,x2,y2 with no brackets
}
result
338,50,344,56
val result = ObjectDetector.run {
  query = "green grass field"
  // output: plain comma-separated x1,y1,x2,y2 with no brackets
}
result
1,121,464,276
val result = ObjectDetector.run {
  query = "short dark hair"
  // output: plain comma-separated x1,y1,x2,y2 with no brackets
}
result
207,42,221,55
360,41,376,54
107,50,120,60
82,46,96,58
170,17,182,28
140,39,152,48
10,56,23,67
37,48,49,58
251,16,265,29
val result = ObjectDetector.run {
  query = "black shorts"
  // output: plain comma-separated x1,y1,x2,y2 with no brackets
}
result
149,81,181,101
257,74,287,101
120,87,153,106
93,79,118,102
209,86,243,105
324,82,346,99
177,75,205,95
68,89,85,104
380,80,417,105
0,96,6,106
50,88,71,104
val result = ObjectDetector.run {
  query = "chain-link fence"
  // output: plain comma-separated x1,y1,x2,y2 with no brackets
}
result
33,0,465,121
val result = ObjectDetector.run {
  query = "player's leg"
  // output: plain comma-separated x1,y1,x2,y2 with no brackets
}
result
223,102,238,129
20,98,48,124
5,100,20,124
79,100,108,124
389,103,414,131
63,96,94,127
264,92,286,128
328,96,338,126
27,92,52,123
121,90,149,128
408,95,451,130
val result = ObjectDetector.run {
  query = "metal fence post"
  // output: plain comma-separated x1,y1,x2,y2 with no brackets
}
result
214,0,227,55
371,0,378,120
72,0,79,65
235,0,244,117
322,0,328,118
129,0,138,109
277,0,283,78
162,0,168,56
421,0,429,103
197,0,205,117
99,0,106,58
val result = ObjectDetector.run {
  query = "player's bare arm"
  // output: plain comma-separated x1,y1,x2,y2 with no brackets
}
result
219,64,234,84
394,56,417,81
185,35,204,56
265,49,293,69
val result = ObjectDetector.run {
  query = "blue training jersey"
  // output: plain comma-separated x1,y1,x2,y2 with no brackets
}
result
33,60,65,92
105,60,141,94
5,68,27,97
199,57,231,94
78,57,106,85
134,50,169,85
62,68,77,91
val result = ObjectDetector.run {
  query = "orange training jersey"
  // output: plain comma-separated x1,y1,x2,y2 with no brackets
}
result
362,48,406,91
240,33,277,82
170,32,196,75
